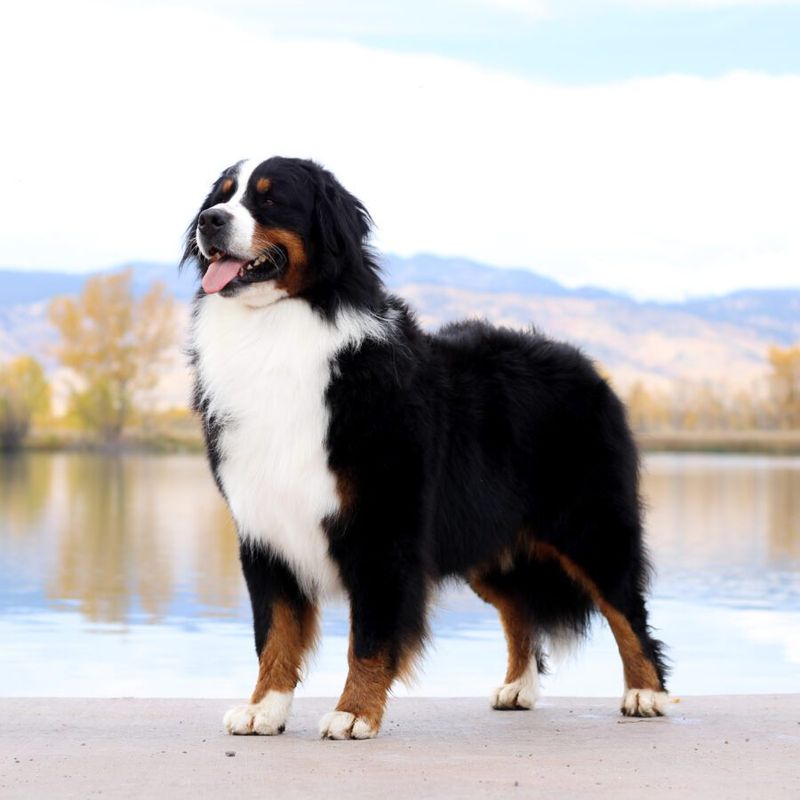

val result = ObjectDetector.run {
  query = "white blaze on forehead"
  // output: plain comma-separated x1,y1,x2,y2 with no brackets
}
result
197,159,260,259
227,159,258,205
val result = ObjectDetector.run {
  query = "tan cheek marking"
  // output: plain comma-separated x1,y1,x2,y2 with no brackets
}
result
250,601,319,703
251,225,309,295
469,574,533,684
530,541,662,691
256,177,271,193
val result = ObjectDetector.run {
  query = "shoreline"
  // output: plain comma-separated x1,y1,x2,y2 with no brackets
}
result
637,430,800,455
5,429,800,456
2,696,798,799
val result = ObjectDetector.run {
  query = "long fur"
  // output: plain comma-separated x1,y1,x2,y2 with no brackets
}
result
184,156,669,736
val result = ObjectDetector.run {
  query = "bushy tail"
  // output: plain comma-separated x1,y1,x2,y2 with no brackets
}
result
524,554,597,672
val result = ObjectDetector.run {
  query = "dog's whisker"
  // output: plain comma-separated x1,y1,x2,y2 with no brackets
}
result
264,243,286,269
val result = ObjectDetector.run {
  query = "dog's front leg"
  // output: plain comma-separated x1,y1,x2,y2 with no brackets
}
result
319,635,395,739
319,578,427,740
224,541,318,736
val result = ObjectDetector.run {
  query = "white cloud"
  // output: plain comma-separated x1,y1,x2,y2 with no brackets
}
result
474,0,800,15
615,0,800,6
470,0,551,18
1,1,799,300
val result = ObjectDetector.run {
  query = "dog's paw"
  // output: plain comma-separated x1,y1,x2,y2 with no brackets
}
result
491,665,540,710
223,690,293,735
621,688,668,717
319,710,379,740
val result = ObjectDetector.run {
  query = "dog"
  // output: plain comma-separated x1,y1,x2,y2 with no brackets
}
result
182,156,668,740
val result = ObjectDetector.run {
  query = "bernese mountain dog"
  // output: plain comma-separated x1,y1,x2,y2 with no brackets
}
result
182,156,669,740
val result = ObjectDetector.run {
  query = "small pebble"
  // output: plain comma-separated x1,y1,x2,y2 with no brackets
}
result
225,751,236,758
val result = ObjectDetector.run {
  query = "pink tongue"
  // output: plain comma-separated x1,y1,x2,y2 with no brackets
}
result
202,258,248,294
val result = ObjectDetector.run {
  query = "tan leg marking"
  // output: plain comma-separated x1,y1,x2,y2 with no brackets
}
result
319,632,426,739
470,575,533,684
251,600,318,702
531,542,662,691
470,571,540,710
335,640,394,729
225,600,318,735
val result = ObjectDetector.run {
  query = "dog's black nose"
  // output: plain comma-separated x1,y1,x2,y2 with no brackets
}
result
199,208,231,231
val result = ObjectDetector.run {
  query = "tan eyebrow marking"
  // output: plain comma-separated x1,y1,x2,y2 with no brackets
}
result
256,177,271,193
221,178,234,193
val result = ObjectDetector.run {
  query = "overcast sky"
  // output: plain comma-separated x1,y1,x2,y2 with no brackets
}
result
2,0,799,299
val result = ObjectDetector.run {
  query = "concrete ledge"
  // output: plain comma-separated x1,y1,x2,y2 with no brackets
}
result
1,696,798,799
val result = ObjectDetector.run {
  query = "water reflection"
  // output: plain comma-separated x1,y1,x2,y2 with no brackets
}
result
1,453,242,624
769,467,800,560
0,453,53,537
645,455,800,570
0,452,798,696
49,456,165,621
643,455,800,609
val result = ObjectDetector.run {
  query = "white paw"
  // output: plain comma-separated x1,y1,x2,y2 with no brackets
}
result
621,688,668,717
319,710,378,740
223,690,293,735
491,663,540,710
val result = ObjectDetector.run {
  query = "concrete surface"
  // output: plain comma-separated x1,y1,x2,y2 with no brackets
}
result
1,696,798,799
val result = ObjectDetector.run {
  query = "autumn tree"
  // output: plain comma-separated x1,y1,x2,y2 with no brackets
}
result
48,269,177,442
768,345,800,428
625,381,669,432
0,356,50,450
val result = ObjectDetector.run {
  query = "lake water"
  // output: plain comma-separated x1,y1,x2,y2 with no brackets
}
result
1,452,798,698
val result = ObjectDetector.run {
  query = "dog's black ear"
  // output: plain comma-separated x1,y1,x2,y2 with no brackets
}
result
312,169,372,270
179,212,202,272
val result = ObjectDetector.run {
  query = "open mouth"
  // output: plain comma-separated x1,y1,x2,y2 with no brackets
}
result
202,245,288,294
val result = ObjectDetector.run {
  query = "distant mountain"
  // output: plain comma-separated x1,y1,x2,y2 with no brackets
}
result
382,254,569,296
382,253,620,300
0,263,197,305
1,255,798,395
0,254,647,306
675,290,800,345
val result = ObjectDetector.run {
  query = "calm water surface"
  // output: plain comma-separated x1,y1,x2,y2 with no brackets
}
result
1,452,798,697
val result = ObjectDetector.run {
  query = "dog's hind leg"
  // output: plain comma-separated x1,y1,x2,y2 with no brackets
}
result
224,541,319,736
531,536,669,717
470,564,542,710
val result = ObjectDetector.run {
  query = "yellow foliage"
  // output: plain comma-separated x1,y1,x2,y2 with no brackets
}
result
0,356,50,449
768,345,800,428
625,381,670,432
48,269,176,442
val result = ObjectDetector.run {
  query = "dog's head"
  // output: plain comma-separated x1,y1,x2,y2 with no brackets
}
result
182,157,380,310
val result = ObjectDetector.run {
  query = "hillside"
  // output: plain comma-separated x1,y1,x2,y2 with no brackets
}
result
1,255,798,399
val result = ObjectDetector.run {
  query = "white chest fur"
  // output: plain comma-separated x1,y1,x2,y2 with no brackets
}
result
192,294,385,598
